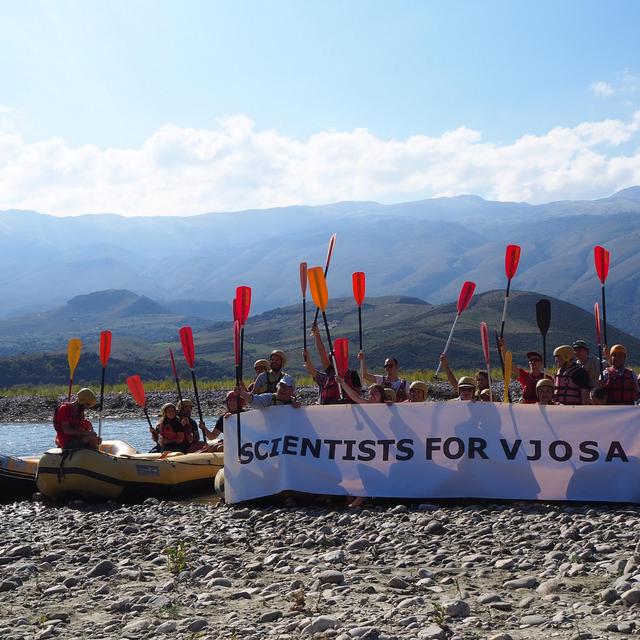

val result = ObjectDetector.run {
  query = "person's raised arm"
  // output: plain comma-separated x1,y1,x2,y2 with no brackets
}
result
337,376,367,404
303,348,318,378
440,353,458,391
358,351,377,384
311,322,331,371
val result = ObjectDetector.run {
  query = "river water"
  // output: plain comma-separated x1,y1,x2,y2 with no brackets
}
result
0,416,220,457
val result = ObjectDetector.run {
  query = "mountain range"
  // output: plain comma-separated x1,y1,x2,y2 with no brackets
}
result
1,186,640,338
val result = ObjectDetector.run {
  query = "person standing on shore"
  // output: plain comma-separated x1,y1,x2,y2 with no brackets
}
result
599,344,640,405
53,388,102,450
358,352,408,401
252,350,290,394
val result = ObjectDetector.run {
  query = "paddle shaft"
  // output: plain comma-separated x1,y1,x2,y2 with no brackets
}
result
598,344,604,377
494,329,511,401
601,285,608,346
98,367,106,438
143,407,156,442
188,368,205,438
67,378,73,402
240,327,245,381
542,336,547,374
321,310,343,400
434,313,459,376
358,305,364,383
302,298,307,354
499,280,512,339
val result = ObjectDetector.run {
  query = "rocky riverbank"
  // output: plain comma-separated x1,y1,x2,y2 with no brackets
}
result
0,498,639,639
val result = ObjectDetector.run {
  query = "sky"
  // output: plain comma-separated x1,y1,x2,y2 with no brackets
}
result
1,0,640,216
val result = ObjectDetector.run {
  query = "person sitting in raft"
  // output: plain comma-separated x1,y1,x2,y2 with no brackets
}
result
450,376,476,401
553,345,590,405
252,350,289,394
407,381,429,402
358,351,408,401
177,399,208,453
247,359,270,392
199,391,248,453
590,387,607,405
535,378,556,405
157,403,187,453
53,388,102,450
599,344,640,405
439,354,489,400
572,339,601,389
235,374,301,409
336,379,389,405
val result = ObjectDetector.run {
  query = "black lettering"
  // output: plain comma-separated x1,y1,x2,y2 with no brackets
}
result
283,435,299,455
269,437,282,458
468,437,488,459
239,442,254,465
527,440,541,461
549,440,572,462
606,441,628,462
343,440,356,461
500,439,522,460
324,439,342,460
579,441,599,462
426,438,442,460
255,440,270,461
357,440,376,461
301,438,321,458
396,439,414,461
377,439,395,461
443,437,465,459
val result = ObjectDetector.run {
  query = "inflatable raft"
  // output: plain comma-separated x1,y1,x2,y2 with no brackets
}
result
36,440,224,500
0,454,39,499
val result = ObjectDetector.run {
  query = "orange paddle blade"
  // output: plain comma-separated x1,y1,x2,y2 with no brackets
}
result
334,338,349,377
503,351,512,404
594,302,602,344
505,244,521,281
308,266,328,311
235,286,252,326
324,234,337,272
299,262,308,297
594,245,610,284
99,330,112,368
352,272,366,306
457,281,476,314
67,338,82,375
480,322,490,366
179,326,196,369
233,320,241,367
126,374,146,407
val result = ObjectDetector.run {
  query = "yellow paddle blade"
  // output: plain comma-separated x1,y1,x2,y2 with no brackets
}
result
308,266,328,311
503,350,512,404
67,338,82,375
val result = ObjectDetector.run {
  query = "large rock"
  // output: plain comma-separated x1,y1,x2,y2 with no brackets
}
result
85,560,115,578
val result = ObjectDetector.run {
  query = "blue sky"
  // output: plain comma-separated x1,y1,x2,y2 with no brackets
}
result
1,0,640,215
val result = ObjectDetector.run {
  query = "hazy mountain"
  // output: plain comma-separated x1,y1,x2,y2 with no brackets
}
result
1,187,640,336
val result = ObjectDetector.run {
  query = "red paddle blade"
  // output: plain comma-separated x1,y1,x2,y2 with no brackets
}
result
594,245,610,284
179,326,196,369
233,320,241,367
334,338,349,377
594,302,602,344
480,322,490,365
126,375,146,407
169,349,178,378
352,272,366,306
505,244,521,280
300,262,308,297
324,233,337,272
232,297,238,322
235,286,252,326
457,281,476,314
99,330,112,368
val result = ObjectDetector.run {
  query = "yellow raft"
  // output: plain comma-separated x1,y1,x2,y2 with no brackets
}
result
0,454,39,499
36,440,224,500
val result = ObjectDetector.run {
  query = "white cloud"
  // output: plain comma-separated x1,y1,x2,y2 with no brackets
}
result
1,112,640,216
590,81,615,97
0,105,22,132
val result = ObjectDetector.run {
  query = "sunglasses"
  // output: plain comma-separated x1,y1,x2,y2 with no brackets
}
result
384,363,394,369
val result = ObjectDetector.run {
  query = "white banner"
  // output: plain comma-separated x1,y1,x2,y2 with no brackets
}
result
224,402,640,504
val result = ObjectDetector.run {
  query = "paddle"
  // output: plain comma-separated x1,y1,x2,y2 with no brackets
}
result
352,272,366,383
434,281,476,377
312,234,337,326
97,330,112,437
535,299,551,372
126,374,155,441
233,319,242,458
503,350,512,404
594,245,610,347
308,265,343,399
594,302,604,378
300,263,308,357
235,286,252,381
480,322,493,402
67,338,82,401
499,244,521,340
179,326,205,441
169,348,184,405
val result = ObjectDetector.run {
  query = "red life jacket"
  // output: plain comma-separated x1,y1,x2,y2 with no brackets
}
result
518,369,552,404
601,367,640,405
53,403,86,448
383,377,408,402
159,417,183,443
553,363,584,405
320,370,358,405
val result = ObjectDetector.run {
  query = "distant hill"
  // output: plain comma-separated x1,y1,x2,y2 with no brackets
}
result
2,188,640,337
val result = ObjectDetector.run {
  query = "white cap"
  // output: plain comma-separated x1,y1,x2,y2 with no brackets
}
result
278,374,295,389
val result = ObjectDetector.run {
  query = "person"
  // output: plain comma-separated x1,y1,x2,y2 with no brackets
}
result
552,345,590,405
407,381,429,402
53,388,102,450
590,387,607,405
177,399,209,453
383,387,397,403
535,378,556,405
452,376,476,401
599,344,640,405
156,403,187,453
439,354,489,400
247,360,270,392
337,380,388,405
572,340,601,388
252,350,289,394
517,351,552,404
236,374,301,409
359,352,408,401
479,388,493,402
206,391,248,444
